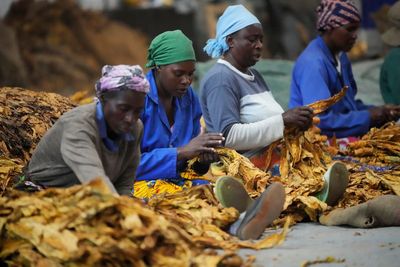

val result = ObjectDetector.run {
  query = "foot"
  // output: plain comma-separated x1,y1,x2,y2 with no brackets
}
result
316,161,349,206
214,176,253,213
236,182,285,240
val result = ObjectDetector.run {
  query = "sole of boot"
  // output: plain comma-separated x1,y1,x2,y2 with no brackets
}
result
237,182,285,240
324,162,349,206
214,176,253,213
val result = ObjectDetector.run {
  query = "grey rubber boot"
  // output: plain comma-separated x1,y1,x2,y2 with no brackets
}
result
236,182,286,240
319,195,400,228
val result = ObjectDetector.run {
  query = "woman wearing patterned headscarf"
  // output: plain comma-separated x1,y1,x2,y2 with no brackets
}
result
25,65,149,196
133,30,224,199
289,0,400,138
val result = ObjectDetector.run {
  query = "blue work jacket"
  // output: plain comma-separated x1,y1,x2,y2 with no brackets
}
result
135,70,202,181
289,36,372,138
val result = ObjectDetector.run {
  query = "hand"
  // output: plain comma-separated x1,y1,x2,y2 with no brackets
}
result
198,151,220,165
384,105,400,122
282,106,314,132
369,105,400,127
177,133,224,161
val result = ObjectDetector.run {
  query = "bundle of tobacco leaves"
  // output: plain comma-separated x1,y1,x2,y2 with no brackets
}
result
334,122,400,208
0,87,75,192
336,166,398,208
0,87,75,162
148,185,291,251
0,180,254,266
345,122,400,165
186,149,272,198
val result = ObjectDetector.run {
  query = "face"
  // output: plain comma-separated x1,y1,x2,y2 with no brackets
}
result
102,90,146,136
328,22,360,52
155,61,196,97
226,24,263,70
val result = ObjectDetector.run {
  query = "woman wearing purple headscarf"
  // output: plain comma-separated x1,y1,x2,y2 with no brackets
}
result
25,65,149,196
289,0,400,138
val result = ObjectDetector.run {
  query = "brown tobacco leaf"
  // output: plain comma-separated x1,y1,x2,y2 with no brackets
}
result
0,87,75,163
149,187,292,251
307,86,348,114
346,122,400,164
0,157,23,195
0,180,249,266
187,148,272,198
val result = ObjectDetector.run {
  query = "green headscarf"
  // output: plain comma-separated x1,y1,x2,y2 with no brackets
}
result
145,30,196,68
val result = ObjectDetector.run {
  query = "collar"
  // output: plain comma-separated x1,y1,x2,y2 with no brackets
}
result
217,59,255,81
95,101,134,152
316,35,337,67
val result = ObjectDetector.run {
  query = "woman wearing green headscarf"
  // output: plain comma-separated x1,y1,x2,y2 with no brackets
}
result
134,30,224,199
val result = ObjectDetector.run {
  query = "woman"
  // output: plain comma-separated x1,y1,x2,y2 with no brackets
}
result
200,5,313,160
25,65,149,196
133,30,225,199
289,0,400,138
200,5,348,212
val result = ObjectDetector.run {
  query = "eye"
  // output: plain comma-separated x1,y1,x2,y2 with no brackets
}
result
247,36,262,44
173,71,183,77
118,105,130,112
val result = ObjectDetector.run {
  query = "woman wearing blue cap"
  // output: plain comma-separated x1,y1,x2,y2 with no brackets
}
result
200,4,349,233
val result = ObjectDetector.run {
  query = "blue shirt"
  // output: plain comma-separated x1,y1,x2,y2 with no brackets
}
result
95,101,134,152
289,36,372,138
135,70,203,181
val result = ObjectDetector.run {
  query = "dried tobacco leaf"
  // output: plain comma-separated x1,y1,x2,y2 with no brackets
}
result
346,122,400,164
0,180,249,266
0,87,75,162
307,86,348,114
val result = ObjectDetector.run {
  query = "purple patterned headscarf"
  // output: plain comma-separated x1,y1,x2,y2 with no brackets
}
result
95,65,150,97
316,0,360,32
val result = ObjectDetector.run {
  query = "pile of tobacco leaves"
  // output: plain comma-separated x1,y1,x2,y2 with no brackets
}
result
0,87,75,162
0,87,291,266
0,87,75,192
185,87,400,224
0,87,398,265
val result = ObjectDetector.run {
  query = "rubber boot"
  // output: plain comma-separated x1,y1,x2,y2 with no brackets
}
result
316,161,349,206
236,182,285,240
214,176,254,213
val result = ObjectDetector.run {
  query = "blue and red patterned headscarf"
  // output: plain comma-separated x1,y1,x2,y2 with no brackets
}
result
95,65,150,97
316,0,361,32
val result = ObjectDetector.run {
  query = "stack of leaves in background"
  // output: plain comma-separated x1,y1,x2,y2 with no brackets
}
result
0,87,75,193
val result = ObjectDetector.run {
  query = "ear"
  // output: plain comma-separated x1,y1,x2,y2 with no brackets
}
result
226,35,235,48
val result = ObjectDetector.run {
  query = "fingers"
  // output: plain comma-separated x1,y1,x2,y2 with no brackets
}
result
197,132,225,147
199,152,220,164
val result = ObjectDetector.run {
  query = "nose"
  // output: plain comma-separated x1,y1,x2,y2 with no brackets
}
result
124,111,136,124
181,74,192,85
255,38,263,49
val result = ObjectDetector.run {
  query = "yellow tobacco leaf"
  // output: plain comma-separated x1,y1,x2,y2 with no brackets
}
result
308,86,348,114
